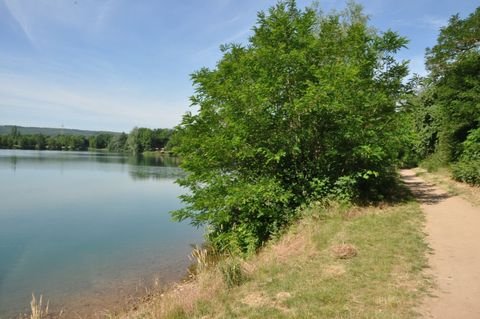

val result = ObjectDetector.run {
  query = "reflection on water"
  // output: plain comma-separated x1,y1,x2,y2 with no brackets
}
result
0,150,182,176
0,150,201,318
129,165,184,180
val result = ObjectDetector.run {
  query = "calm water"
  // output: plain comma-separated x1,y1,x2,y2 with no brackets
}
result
0,150,202,317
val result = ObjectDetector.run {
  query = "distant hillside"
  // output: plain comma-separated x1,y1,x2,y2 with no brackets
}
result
0,125,122,137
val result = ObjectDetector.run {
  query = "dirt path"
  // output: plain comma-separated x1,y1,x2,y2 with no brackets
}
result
400,169,480,319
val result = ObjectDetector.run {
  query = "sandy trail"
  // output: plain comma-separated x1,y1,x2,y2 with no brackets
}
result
400,169,480,319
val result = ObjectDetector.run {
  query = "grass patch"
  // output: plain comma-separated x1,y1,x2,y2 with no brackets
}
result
122,201,429,319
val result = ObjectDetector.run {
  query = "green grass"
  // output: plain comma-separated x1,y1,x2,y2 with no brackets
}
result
125,201,430,319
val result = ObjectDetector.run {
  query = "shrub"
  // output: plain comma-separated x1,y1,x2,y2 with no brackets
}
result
452,160,480,185
451,128,480,185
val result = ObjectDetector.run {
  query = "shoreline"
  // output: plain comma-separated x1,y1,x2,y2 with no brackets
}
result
10,259,195,319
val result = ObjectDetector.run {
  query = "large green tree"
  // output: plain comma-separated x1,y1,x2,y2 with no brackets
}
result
173,0,409,253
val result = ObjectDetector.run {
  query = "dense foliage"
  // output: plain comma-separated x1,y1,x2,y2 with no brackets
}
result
126,127,173,154
407,7,479,183
172,1,410,253
451,127,480,185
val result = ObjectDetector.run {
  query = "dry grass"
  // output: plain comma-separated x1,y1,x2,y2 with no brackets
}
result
188,245,210,276
120,267,227,319
258,221,317,265
29,294,49,319
240,290,293,315
322,264,347,277
330,243,358,259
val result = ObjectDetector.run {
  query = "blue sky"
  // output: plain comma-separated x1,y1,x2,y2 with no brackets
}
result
0,0,477,132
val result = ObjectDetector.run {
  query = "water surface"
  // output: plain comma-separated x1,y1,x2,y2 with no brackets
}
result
0,150,202,317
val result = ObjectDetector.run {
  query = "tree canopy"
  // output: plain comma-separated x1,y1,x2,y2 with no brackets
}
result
425,7,480,161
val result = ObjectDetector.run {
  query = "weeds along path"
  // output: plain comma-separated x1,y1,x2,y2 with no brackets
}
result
401,169,480,319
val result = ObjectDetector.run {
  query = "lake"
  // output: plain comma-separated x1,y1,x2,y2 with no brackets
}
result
0,150,203,318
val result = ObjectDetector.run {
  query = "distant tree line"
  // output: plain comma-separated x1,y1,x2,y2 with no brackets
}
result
0,126,174,154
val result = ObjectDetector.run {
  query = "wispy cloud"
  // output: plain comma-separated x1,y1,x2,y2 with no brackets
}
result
2,0,118,50
222,27,252,44
391,15,448,31
95,0,116,31
225,14,242,25
0,73,188,130
3,0,37,48
422,15,448,30
193,26,252,63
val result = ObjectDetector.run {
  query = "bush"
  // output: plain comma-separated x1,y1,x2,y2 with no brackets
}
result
460,128,480,161
452,160,480,185
451,128,480,185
